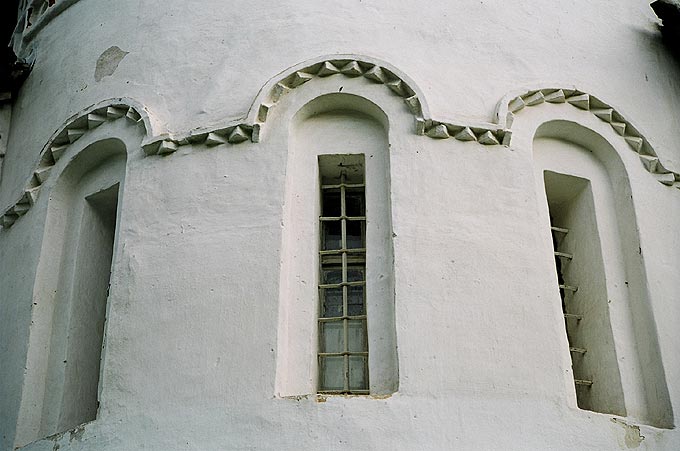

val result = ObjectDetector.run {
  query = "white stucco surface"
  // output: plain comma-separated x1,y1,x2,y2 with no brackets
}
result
1,1,679,450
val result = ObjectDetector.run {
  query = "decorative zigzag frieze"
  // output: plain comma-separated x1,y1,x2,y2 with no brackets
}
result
421,122,508,146
504,88,680,190
3,69,679,230
254,59,425,125
142,58,508,155
142,124,257,156
252,58,509,146
1,103,146,229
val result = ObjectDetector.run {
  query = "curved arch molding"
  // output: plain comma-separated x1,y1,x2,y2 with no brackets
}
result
499,87,680,188
1,98,152,228
2,59,679,229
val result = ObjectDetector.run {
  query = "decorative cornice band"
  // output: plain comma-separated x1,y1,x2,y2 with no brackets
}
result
2,59,679,230
12,0,82,56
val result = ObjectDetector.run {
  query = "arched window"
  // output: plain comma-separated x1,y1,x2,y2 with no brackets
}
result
276,94,398,396
18,138,126,440
534,120,673,428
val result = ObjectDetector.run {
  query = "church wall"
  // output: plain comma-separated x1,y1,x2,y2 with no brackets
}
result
1,1,679,450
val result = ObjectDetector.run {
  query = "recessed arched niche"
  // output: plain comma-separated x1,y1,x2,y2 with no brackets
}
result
276,93,398,397
18,138,127,443
533,120,673,429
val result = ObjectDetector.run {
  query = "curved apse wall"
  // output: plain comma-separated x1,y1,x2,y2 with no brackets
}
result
533,120,673,428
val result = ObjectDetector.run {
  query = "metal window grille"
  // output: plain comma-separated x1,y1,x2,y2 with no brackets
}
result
318,162,369,394
550,224,592,389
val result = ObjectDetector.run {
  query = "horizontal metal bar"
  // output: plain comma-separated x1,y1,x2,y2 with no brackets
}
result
318,389,370,395
559,284,578,292
554,251,573,260
574,379,593,387
564,313,583,320
551,226,569,234
319,248,366,256
321,183,365,190
320,216,366,221
319,281,366,289
320,257,366,266
318,315,367,323
318,352,369,357
569,346,587,354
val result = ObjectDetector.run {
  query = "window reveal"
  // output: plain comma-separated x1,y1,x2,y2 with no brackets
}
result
543,170,626,417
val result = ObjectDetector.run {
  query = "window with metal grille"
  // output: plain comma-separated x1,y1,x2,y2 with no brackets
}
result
317,154,369,394
544,170,626,416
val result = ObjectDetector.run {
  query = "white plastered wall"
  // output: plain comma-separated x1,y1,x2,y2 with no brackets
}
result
1,1,680,450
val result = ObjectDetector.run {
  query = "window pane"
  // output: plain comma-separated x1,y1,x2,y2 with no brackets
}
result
320,287,343,318
349,356,368,390
347,285,365,316
321,189,341,217
346,220,364,249
347,320,367,352
320,321,344,353
345,190,365,216
320,356,345,391
322,221,342,250
322,267,342,285
346,266,365,283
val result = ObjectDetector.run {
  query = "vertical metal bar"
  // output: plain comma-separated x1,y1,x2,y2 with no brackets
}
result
340,172,349,392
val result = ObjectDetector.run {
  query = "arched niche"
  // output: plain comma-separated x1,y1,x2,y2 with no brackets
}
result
532,120,673,429
14,130,134,447
275,92,398,397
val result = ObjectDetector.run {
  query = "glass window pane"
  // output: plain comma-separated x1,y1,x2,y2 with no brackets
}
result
346,220,364,249
321,287,343,318
347,320,367,352
322,190,341,217
322,267,343,285
349,356,368,390
345,190,365,216
320,321,344,353
347,285,365,316
346,266,365,283
322,221,342,250
320,356,345,391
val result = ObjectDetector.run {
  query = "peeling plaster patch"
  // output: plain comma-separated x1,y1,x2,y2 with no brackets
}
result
69,425,85,442
94,46,129,82
611,418,645,448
